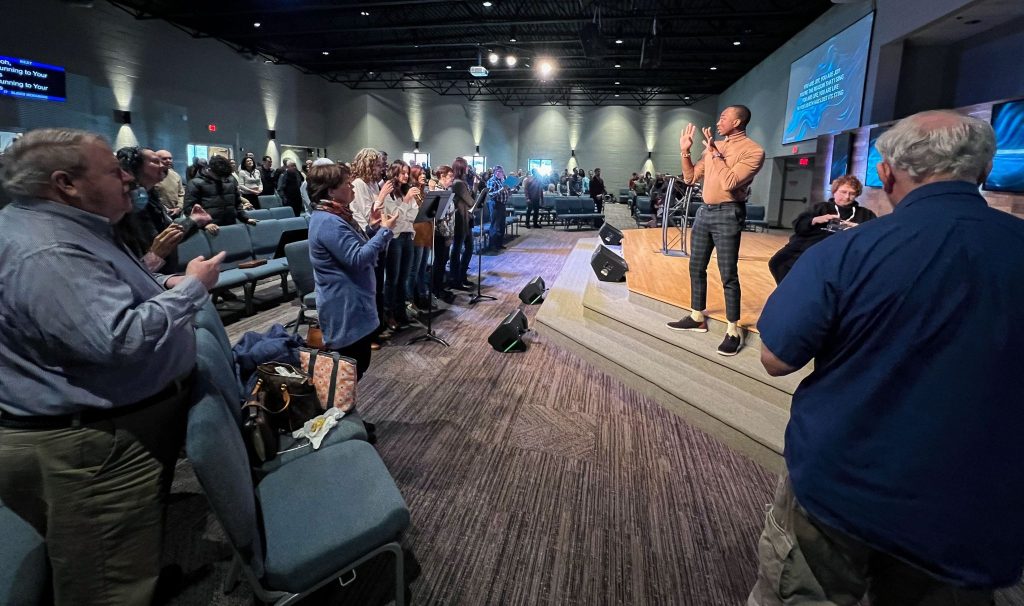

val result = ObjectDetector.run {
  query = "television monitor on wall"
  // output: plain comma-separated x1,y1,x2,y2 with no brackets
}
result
782,13,873,144
985,99,1024,193
0,55,66,102
863,125,890,188
830,132,853,184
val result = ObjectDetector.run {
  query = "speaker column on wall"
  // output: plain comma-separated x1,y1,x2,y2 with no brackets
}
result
598,223,623,246
518,276,546,305
488,309,529,352
590,244,628,282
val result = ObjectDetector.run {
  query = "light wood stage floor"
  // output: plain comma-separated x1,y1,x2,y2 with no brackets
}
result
621,227,791,333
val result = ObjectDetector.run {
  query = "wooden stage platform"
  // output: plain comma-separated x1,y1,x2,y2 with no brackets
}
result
621,227,790,333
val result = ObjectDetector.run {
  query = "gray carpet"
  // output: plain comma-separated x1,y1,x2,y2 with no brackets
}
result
160,206,1024,605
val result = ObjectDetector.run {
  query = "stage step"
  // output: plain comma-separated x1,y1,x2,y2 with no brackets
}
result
536,238,797,471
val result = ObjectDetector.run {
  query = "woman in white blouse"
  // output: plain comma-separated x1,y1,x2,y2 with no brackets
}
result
235,156,263,208
381,159,420,329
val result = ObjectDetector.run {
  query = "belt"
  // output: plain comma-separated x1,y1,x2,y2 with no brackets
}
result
0,375,191,430
703,201,746,209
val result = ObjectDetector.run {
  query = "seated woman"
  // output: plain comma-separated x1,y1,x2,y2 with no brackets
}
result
307,163,398,379
768,175,876,284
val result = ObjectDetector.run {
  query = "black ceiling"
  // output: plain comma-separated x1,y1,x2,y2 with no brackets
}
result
109,0,834,107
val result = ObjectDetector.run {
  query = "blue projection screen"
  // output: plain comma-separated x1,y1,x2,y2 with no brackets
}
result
782,13,873,145
864,125,890,188
985,99,1024,193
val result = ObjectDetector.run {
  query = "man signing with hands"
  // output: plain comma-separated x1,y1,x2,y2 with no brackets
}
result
667,105,765,356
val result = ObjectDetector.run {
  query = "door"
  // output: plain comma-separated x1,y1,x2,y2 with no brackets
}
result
777,157,814,228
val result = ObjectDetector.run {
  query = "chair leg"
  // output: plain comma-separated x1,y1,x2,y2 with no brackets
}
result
243,282,256,316
391,543,406,606
280,273,289,298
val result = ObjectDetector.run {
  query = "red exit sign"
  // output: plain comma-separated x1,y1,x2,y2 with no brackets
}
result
207,124,217,132
798,157,809,166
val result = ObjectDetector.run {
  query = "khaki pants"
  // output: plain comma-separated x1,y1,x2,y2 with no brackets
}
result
0,391,187,606
748,475,994,606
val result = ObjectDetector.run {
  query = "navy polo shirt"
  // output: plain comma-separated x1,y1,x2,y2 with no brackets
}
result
759,181,1024,588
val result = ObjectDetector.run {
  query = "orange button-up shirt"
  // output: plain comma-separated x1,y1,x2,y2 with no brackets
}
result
682,132,765,205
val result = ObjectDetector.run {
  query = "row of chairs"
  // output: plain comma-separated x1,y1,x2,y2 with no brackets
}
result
190,302,410,604
507,194,605,230
632,195,769,232
174,214,307,315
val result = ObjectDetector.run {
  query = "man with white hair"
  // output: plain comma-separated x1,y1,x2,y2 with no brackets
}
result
748,110,1024,604
0,128,224,604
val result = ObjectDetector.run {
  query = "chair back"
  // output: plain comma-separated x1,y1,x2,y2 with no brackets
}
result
207,224,254,269
277,216,308,234
258,194,282,209
187,328,264,578
284,240,315,298
746,204,766,221
0,501,49,606
269,207,295,220
249,220,286,260
175,231,213,273
247,209,273,221
194,300,233,371
635,196,652,213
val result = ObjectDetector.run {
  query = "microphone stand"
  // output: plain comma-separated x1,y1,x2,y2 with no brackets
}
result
469,188,497,305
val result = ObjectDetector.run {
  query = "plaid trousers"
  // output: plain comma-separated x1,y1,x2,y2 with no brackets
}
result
689,202,745,322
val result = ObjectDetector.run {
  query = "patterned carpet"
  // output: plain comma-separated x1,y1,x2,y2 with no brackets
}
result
160,205,1024,605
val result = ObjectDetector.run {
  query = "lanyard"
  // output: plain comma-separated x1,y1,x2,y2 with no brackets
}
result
835,203,855,222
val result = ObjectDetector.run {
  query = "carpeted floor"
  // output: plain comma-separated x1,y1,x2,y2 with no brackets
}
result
160,205,1024,605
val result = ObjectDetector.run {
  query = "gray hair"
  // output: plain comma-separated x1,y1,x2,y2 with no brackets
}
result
875,110,995,183
1,128,103,198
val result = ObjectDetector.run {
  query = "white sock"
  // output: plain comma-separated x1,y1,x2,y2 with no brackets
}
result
690,310,705,323
726,322,740,337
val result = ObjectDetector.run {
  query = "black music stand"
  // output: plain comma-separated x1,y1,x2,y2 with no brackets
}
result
409,190,454,347
469,187,497,305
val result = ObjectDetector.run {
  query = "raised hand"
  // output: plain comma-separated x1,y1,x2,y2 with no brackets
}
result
404,187,421,203
149,224,184,259
680,123,697,151
185,251,227,291
378,180,395,201
381,210,400,231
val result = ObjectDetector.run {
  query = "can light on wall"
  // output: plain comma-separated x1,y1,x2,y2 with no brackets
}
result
475,145,480,154
113,109,131,125
268,129,277,140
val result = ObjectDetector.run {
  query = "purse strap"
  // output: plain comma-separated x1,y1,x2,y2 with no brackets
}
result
242,378,292,415
305,349,341,407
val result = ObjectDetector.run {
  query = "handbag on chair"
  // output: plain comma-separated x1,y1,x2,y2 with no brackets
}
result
298,348,357,413
241,362,323,463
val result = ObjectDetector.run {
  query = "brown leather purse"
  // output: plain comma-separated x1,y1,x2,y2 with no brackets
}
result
241,363,323,463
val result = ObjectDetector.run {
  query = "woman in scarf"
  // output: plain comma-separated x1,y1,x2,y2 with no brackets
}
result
307,162,398,378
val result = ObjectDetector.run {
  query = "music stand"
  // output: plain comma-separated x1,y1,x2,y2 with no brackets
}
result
409,190,455,347
660,177,695,258
469,187,497,305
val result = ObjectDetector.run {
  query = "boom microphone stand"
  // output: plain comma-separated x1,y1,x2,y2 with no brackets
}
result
469,187,497,305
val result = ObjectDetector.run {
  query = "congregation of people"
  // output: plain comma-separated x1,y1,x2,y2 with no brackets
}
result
1,101,1023,606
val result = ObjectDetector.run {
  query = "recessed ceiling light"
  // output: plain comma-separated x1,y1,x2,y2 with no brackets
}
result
509,37,517,42
505,55,517,67
322,51,330,56
482,1,492,5
710,66,717,70
614,63,621,68
538,60,554,78
446,65,452,69
684,95,690,99
615,39,623,44
488,52,499,64
264,59,273,64
368,71,374,75
733,41,741,46
253,22,261,28
615,94,620,97
360,11,370,16
614,81,620,84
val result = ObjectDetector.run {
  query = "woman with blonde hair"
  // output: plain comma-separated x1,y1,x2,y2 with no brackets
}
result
768,174,876,284
350,147,394,346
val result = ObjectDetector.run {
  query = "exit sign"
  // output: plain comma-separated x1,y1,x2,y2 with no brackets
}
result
207,124,217,132
798,158,809,166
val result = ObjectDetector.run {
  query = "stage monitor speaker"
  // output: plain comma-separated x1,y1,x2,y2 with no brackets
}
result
518,276,546,305
599,223,623,246
591,244,628,282
488,309,529,352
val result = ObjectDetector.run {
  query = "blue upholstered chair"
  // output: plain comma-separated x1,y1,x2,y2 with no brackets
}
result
258,194,283,209
247,208,273,221
0,502,49,606
186,348,409,606
269,206,295,220
283,240,317,334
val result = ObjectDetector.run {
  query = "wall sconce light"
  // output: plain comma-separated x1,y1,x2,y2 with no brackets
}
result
267,129,277,140
113,110,131,125
571,149,575,157
414,141,420,152
475,145,480,154
648,151,652,158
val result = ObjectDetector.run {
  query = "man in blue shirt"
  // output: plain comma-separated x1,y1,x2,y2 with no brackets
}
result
749,111,1024,605
0,129,223,604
